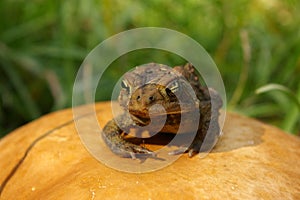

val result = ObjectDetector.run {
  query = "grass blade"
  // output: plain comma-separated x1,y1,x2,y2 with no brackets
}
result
255,84,300,112
256,83,300,134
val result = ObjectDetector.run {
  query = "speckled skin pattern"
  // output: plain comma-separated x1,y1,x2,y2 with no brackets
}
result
102,63,222,158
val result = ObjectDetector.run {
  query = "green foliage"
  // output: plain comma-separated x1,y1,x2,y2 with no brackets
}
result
0,0,299,137
255,84,300,133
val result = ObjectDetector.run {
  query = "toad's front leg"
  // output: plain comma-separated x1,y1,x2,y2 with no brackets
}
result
102,114,155,159
169,102,220,157
170,90,222,157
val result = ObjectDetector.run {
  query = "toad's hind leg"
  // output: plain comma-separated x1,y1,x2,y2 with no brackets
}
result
102,118,155,159
188,92,222,157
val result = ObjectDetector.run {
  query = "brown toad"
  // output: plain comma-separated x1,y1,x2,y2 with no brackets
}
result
102,63,222,158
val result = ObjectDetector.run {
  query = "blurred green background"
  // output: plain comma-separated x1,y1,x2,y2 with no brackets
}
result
0,0,299,137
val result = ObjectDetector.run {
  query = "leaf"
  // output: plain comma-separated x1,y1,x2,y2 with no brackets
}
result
256,83,300,134
255,84,300,112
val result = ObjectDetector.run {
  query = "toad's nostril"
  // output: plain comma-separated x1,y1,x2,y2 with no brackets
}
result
137,95,141,101
149,96,154,101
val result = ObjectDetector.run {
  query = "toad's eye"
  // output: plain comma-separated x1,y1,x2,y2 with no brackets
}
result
121,80,127,88
121,80,130,92
165,88,176,99
168,81,179,92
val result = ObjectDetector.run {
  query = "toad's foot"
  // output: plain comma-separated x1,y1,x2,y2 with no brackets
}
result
107,140,156,159
168,143,200,158
168,132,219,157
102,119,156,159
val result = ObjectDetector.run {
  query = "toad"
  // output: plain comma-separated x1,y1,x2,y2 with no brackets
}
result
102,63,222,158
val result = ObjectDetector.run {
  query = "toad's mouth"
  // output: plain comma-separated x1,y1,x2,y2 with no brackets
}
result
128,103,199,118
